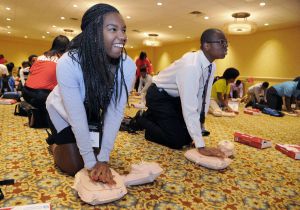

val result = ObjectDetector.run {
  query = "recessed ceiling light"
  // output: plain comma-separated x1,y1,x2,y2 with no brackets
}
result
204,16,209,20
60,17,65,20
52,25,56,28
42,36,46,39
7,26,11,28
130,46,133,48
186,36,191,39
24,35,28,39
6,7,11,10
126,16,131,19
6,18,11,21
157,2,162,6
168,25,173,29
7,31,11,34
46,31,50,34
260,2,266,6
73,4,78,8
264,23,269,26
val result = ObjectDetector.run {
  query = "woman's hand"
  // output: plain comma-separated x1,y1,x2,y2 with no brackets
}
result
88,161,116,185
198,147,225,158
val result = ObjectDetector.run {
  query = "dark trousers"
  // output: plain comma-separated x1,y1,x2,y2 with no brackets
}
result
138,84,192,149
22,86,51,112
266,87,283,111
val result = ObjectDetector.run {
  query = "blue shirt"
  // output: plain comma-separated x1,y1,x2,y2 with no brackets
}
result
46,52,136,169
273,81,298,97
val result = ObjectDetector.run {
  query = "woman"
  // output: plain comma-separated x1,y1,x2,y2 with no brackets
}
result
209,68,240,117
46,4,135,184
134,51,153,91
22,35,69,112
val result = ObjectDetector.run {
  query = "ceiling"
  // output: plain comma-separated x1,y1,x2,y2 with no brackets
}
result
1,0,300,48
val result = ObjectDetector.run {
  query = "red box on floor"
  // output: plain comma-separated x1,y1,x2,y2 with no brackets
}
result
0,203,51,210
234,132,272,149
244,108,261,115
275,144,300,160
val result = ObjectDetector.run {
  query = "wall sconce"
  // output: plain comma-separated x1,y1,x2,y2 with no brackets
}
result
225,12,257,35
143,33,161,47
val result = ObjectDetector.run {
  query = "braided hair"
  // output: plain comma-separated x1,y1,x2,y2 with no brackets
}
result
68,3,128,121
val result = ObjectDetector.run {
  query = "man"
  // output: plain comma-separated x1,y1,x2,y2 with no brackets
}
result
135,28,228,158
137,67,152,104
266,80,300,113
242,82,269,107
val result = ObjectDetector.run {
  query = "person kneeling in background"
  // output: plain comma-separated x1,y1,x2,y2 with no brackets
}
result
209,67,240,117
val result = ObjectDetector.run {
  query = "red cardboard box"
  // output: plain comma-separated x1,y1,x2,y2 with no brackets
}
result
244,108,261,115
234,132,272,149
275,144,300,160
0,203,51,210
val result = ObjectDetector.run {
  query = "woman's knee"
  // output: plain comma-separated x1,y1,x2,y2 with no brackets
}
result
53,143,84,176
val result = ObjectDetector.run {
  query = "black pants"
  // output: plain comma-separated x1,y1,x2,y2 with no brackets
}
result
137,84,192,149
22,86,51,112
266,87,283,111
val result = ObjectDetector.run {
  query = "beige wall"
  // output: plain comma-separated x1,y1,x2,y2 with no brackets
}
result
0,35,51,68
128,26,300,83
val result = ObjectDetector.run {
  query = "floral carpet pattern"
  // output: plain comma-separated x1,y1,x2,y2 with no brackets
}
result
0,102,299,209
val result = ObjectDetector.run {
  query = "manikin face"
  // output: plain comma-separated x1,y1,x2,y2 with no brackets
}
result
103,12,127,59
204,31,228,62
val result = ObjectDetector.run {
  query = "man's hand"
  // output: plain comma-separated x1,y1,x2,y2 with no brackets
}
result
198,147,225,158
88,162,116,185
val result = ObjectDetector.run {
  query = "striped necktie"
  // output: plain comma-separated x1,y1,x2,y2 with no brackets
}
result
200,64,212,117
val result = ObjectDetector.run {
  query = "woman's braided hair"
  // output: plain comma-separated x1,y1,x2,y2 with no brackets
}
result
68,3,128,121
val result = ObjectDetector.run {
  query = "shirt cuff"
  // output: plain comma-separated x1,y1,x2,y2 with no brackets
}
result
82,151,97,170
97,148,110,163
194,136,205,148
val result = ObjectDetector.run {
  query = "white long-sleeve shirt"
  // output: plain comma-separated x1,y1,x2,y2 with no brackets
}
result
248,83,265,101
138,74,152,94
46,52,136,169
153,50,216,148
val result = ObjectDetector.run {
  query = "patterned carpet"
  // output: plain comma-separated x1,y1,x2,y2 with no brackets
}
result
0,100,299,210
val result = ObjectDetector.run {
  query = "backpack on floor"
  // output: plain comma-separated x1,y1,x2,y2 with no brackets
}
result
262,107,284,117
14,101,34,116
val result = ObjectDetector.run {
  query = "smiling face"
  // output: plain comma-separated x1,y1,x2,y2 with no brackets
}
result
103,12,127,59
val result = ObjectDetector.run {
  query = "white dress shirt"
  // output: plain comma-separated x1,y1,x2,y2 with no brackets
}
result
153,50,216,148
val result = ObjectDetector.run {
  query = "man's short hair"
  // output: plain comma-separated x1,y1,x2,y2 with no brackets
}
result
140,67,147,73
200,28,223,45
262,82,269,89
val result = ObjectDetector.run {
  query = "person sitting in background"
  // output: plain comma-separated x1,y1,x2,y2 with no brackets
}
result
22,35,69,112
137,67,152,104
242,81,269,107
0,54,7,64
266,80,300,113
19,61,30,87
230,79,243,99
28,54,38,67
0,63,15,95
46,3,135,181
134,51,153,91
209,68,240,117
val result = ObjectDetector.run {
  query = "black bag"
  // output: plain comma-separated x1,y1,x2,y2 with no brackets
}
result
14,101,34,116
28,108,49,128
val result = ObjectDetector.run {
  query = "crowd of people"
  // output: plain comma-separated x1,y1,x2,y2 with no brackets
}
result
0,3,299,188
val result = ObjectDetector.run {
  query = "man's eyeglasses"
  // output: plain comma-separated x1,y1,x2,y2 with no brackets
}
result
206,40,228,47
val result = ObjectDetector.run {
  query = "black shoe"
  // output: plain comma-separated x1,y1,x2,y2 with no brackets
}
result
129,110,145,131
202,129,210,137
